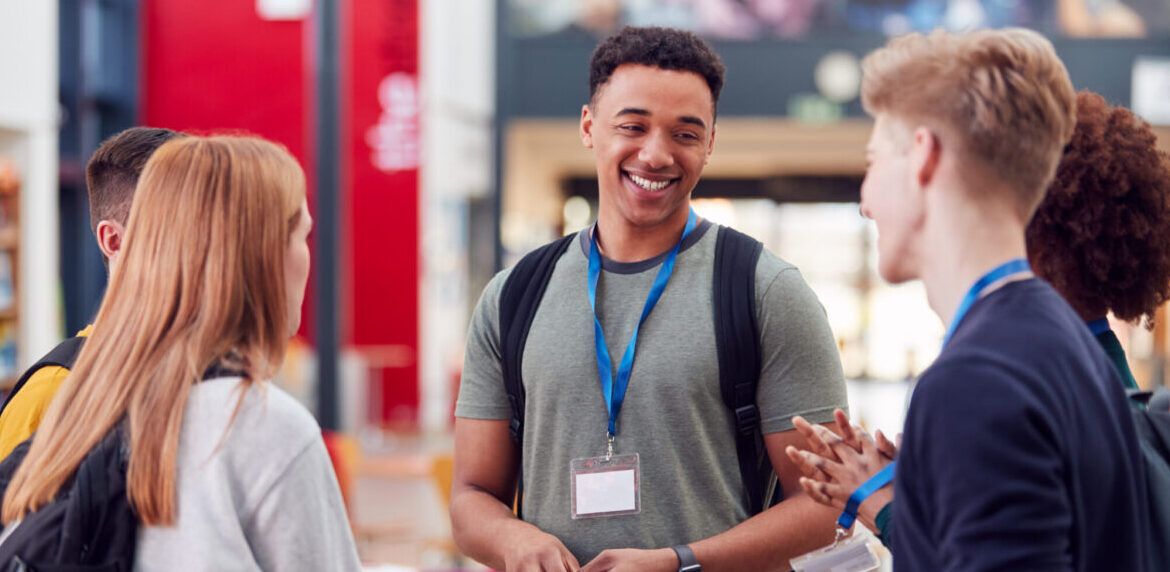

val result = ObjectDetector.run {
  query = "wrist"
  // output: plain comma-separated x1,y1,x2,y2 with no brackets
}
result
669,544,701,571
858,486,894,532
500,518,545,548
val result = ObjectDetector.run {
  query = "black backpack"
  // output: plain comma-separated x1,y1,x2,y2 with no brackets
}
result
1128,388,1170,571
0,337,86,418
0,335,136,571
499,226,778,516
0,421,137,572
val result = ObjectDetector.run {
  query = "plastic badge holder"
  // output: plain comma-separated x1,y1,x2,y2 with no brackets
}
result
569,453,641,519
789,533,880,572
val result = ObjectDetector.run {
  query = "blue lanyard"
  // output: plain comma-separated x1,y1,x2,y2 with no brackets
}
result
1086,317,1110,336
942,258,1031,348
587,209,697,439
837,461,896,529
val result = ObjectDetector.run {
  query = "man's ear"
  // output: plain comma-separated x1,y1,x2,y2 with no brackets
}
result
580,104,595,149
911,127,942,190
95,220,125,259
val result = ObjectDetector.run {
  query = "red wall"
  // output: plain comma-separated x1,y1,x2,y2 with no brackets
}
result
344,0,421,425
140,0,420,425
140,0,315,338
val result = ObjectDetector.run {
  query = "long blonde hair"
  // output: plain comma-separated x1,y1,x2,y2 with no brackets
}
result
2,135,306,525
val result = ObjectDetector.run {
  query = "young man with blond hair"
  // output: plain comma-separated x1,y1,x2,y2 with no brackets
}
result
795,29,1149,570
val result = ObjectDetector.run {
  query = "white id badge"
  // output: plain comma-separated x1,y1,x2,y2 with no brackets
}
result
569,453,640,519
789,533,880,572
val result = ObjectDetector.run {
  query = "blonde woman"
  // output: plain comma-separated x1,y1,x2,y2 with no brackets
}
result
0,136,360,570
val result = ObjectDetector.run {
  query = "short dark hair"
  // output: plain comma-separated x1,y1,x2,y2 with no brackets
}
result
85,127,184,235
588,26,725,110
1026,91,1170,326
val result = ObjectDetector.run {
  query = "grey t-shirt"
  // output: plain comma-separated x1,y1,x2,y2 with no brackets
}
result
135,378,361,571
455,222,847,562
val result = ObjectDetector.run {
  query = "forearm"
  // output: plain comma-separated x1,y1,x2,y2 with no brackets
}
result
689,493,839,572
450,486,540,569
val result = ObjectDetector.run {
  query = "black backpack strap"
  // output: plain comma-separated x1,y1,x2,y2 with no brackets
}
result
498,232,576,516
0,336,87,418
712,226,772,515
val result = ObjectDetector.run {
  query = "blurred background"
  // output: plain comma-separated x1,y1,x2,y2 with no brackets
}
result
1,0,1168,568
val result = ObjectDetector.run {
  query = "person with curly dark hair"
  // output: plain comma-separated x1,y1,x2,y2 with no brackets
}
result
788,90,1170,565
1028,90,1170,388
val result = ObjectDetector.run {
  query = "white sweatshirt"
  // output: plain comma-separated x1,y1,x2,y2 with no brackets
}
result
135,377,361,571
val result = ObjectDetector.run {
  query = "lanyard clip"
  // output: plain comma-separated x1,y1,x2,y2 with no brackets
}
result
606,433,615,461
830,527,848,549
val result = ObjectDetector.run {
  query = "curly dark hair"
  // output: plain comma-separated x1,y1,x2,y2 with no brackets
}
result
588,26,725,110
1026,91,1170,326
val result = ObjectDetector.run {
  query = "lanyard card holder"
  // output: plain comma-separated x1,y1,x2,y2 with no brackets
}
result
569,453,641,519
791,461,896,572
789,531,880,572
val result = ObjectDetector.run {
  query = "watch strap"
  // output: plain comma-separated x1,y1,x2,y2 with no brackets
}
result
671,544,701,572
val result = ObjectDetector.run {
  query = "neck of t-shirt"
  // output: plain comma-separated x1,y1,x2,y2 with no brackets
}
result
583,219,712,275
594,211,698,263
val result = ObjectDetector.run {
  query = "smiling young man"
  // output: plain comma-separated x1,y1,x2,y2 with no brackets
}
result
451,27,848,571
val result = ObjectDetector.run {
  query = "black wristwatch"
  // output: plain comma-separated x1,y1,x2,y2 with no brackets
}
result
671,544,701,572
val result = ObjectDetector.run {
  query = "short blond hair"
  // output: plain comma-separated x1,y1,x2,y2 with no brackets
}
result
862,28,1076,215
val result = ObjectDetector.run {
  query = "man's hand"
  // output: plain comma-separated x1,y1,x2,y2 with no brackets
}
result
784,409,895,532
581,548,677,572
503,528,582,572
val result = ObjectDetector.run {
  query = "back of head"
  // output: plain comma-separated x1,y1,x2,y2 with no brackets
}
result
589,26,725,111
3,135,306,526
85,127,184,235
861,28,1076,215
1027,91,1170,325
112,135,306,373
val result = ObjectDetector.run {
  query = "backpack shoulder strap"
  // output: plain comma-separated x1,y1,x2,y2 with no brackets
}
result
498,233,576,519
0,336,87,418
499,233,577,445
712,225,770,514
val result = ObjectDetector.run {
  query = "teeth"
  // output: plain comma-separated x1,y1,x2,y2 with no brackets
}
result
628,173,672,192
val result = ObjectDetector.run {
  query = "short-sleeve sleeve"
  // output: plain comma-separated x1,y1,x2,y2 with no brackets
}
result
454,269,513,420
754,263,849,433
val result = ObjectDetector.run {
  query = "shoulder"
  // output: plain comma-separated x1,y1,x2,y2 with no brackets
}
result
14,365,70,398
754,245,798,289
0,366,71,458
482,232,587,316
0,365,70,421
915,358,1027,406
188,378,321,450
909,357,1050,440
754,248,820,312
477,267,513,309
704,224,801,297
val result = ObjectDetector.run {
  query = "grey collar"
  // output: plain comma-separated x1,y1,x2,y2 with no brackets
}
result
577,219,713,275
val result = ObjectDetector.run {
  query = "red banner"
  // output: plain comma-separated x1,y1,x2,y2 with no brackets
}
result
344,0,421,426
142,0,420,426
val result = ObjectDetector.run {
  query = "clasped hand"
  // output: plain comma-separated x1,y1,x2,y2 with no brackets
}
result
784,409,899,533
